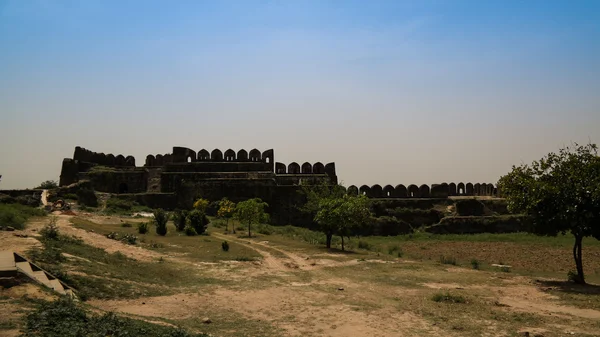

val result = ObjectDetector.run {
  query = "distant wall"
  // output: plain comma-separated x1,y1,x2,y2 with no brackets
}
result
73,146,135,167
346,182,497,199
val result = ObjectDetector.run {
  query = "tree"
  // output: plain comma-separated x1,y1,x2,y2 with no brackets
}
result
193,198,209,213
188,209,209,235
217,198,236,233
298,180,347,217
172,209,189,232
234,198,269,238
36,180,58,189
153,209,169,236
497,143,600,284
314,195,372,250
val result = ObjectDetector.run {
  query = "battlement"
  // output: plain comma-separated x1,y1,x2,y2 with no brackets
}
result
73,146,135,167
145,147,275,166
274,162,336,176
347,182,496,199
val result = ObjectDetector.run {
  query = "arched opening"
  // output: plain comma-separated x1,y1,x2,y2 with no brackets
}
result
266,157,270,163
459,188,464,194
118,183,128,194
187,156,192,163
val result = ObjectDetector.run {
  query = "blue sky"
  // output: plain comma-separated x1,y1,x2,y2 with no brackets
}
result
1,0,599,189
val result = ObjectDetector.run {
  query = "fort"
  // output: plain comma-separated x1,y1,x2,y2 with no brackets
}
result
58,146,498,225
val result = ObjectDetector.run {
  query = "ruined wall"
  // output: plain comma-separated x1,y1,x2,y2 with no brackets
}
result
73,146,135,167
347,182,496,199
80,169,148,194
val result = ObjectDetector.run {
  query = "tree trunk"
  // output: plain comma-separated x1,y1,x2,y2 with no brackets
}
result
341,236,345,251
248,222,251,238
326,233,332,248
573,234,585,284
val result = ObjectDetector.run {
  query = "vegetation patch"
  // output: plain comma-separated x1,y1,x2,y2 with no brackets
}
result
0,203,46,230
431,292,467,304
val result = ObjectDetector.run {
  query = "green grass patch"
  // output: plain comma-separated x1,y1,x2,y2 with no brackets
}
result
0,203,45,229
431,292,467,303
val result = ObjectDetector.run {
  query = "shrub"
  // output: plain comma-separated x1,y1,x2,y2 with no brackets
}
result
184,225,197,236
153,209,169,236
439,255,457,265
172,209,188,232
106,198,133,211
358,240,374,251
455,199,485,216
121,222,133,228
63,193,78,200
40,217,60,240
137,222,149,234
121,234,138,245
76,189,98,207
470,259,480,270
0,203,45,230
387,244,401,255
431,292,466,303
257,224,273,235
568,270,582,283
36,180,58,189
16,195,41,207
193,198,209,212
188,210,208,235
222,241,230,251
500,266,511,273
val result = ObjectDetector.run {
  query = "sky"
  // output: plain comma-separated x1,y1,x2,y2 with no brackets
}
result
1,0,599,189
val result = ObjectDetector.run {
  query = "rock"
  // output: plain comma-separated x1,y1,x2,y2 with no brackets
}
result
338,287,344,291
202,317,212,324
5,226,15,231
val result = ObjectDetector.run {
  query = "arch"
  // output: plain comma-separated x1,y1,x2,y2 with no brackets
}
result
249,149,261,162
115,155,126,166
275,162,286,174
198,149,210,161
237,149,248,161
347,185,359,196
224,149,236,161
419,184,430,198
211,149,223,161
487,183,495,196
457,182,465,195
118,183,128,194
466,183,474,195
155,154,164,166
163,154,173,164
431,183,448,198
125,156,135,167
97,153,107,165
145,155,155,167
474,183,481,196
448,183,457,196
325,163,336,176
301,162,312,174
383,185,395,197
395,184,408,198
371,184,383,198
288,162,300,174
480,183,487,196
313,162,325,174
106,154,115,166
261,149,274,164
407,184,419,198
359,185,371,197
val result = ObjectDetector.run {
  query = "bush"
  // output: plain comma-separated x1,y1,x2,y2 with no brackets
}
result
121,234,138,245
455,199,485,216
0,203,45,230
172,209,188,232
137,222,149,234
366,216,413,236
153,209,169,236
439,255,457,265
431,292,466,303
121,222,133,227
106,198,133,212
257,224,273,235
426,215,531,234
16,195,41,207
222,241,230,251
188,210,208,235
471,259,480,270
358,240,374,251
36,180,58,189
568,270,583,283
40,217,60,240
387,244,401,255
63,193,78,200
76,189,98,207
184,225,197,236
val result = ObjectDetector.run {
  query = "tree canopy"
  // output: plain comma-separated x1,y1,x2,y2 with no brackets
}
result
235,198,269,238
314,194,372,250
497,143,600,284
36,180,58,189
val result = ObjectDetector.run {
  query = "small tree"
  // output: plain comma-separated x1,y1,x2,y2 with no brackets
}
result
153,209,169,236
188,209,208,235
217,198,236,233
172,209,188,232
36,180,58,189
498,143,600,284
314,195,371,250
193,198,209,213
235,198,269,238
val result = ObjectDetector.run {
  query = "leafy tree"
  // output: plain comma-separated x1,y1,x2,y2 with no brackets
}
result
193,198,209,213
497,143,600,284
234,198,269,238
36,180,58,189
298,180,347,217
188,209,209,235
217,198,236,233
314,195,372,250
153,209,169,236
172,209,189,232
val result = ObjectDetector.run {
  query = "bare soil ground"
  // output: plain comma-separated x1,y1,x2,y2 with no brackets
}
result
3,215,600,336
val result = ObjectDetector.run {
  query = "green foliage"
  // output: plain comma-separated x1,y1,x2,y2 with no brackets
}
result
298,181,347,216
387,244,402,255
106,232,137,245
470,259,480,270
137,222,149,234
0,203,45,229
431,292,467,304
40,217,60,240
76,188,98,207
153,209,169,236
188,209,208,235
121,222,132,227
314,194,372,250
439,255,457,265
184,225,197,236
172,209,189,232
222,241,230,252
217,198,236,233
455,199,485,216
105,198,133,211
22,297,205,337
193,198,210,213
497,142,600,284
358,240,374,250
36,180,58,189
63,193,78,200
235,198,269,237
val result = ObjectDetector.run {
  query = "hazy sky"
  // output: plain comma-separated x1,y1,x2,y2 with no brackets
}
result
1,0,599,189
